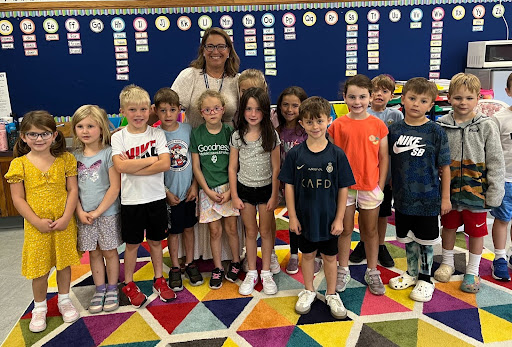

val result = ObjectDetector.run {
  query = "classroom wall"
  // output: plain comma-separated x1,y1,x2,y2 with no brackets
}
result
0,0,510,117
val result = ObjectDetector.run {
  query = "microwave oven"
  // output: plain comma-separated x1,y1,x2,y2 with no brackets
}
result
467,40,512,68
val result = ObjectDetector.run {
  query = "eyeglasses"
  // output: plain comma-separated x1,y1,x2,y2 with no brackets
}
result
25,131,53,140
201,106,224,115
204,44,228,52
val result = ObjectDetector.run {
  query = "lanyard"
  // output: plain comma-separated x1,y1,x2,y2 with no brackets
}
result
203,69,224,92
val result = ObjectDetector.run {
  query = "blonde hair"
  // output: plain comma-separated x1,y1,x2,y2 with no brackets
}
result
196,89,226,113
119,84,150,109
449,72,481,95
71,105,111,152
239,69,267,92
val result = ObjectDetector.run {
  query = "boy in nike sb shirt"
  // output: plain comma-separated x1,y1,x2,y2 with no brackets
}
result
435,73,505,293
387,77,451,302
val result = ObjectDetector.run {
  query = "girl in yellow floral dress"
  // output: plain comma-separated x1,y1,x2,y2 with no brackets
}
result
5,111,81,333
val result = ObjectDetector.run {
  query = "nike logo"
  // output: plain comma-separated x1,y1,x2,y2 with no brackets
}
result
297,165,305,170
476,222,485,228
393,142,426,154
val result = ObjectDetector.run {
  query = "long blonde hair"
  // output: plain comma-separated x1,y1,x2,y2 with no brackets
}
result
71,105,111,152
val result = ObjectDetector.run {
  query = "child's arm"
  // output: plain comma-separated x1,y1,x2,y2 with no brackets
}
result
50,175,78,231
10,182,53,233
284,183,301,235
228,148,244,209
331,187,349,235
192,152,223,203
76,200,93,225
166,189,181,206
131,153,171,176
113,154,157,174
440,164,452,215
185,177,198,202
266,145,280,211
483,124,506,207
378,135,389,190
89,166,121,220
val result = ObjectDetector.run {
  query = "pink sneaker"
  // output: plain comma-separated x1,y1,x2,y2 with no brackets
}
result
29,309,47,333
58,299,80,323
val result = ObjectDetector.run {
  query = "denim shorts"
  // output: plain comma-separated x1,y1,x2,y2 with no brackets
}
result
491,182,512,222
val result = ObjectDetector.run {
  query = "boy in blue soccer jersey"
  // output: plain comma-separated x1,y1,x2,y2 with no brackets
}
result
387,78,451,302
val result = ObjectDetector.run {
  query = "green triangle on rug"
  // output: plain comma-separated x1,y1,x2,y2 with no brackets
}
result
356,324,399,347
366,318,418,347
172,302,226,334
287,326,322,346
19,316,64,346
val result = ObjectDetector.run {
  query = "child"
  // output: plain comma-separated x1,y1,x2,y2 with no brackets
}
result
72,105,123,313
6,111,81,332
350,74,403,268
435,73,505,293
112,85,176,307
328,74,389,295
387,78,451,302
490,72,512,281
279,96,355,319
191,89,240,289
153,87,203,290
229,87,281,295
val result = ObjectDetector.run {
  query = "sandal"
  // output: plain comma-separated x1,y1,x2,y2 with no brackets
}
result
460,274,480,293
433,264,455,283
89,291,105,314
103,288,120,312
409,280,435,302
389,272,417,290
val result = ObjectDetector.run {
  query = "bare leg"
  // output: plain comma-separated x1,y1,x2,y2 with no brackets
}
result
89,247,106,286
378,217,388,245
241,204,258,271
148,239,164,278
208,219,223,269
167,234,180,268
492,219,509,251
360,207,380,269
183,227,195,265
124,243,139,283
302,252,315,291
441,227,457,251
338,205,355,267
224,216,240,262
56,266,71,294
103,249,120,286
32,273,50,302
259,205,274,271
469,236,484,256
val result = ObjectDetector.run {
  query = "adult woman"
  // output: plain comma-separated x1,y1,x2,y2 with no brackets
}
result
172,27,240,128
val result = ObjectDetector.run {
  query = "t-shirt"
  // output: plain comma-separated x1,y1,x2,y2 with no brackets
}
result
279,141,355,242
160,123,194,201
279,126,308,166
190,123,232,188
327,115,388,191
388,119,450,216
493,108,512,182
230,130,281,188
367,107,404,128
111,126,169,205
75,146,120,216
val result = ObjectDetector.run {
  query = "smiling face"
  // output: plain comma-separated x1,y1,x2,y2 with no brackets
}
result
203,34,229,72
447,87,479,120
344,85,371,118
74,116,102,147
280,94,301,127
299,113,330,140
21,125,57,154
120,102,150,133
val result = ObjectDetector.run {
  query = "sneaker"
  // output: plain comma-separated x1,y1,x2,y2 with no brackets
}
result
169,267,184,291
378,244,395,268
242,257,249,273
226,261,241,282
185,262,204,286
336,267,351,292
88,290,105,314
325,293,348,319
209,268,224,289
239,272,259,295
365,269,386,295
509,257,512,270
295,290,317,314
58,299,80,323
153,277,177,302
409,280,435,302
492,258,511,281
103,287,119,312
286,255,299,274
314,257,323,276
29,309,47,333
270,252,281,274
122,281,147,308
349,241,366,263
261,272,278,295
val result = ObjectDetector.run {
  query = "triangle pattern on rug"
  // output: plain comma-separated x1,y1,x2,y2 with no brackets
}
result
42,319,95,347
263,296,301,325
423,288,475,314
119,260,150,283
384,286,415,311
99,312,160,346
203,297,252,328
119,244,151,260
299,321,354,346
148,287,199,308
416,319,474,347
83,311,135,346
102,341,160,347
481,303,512,324
167,338,227,347
238,299,294,331
356,324,399,347
201,281,247,301
479,307,512,343
22,293,59,318
360,290,410,316
339,286,367,316
425,307,482,342
296,299,351,325
480,274,512,290
238,325,295,347
286,326,322,347
476,282,512,308
433,281,477,307
272,270,306,291
147,301,197,334
366,318,418,347
172,302,226,334
18,316,64,346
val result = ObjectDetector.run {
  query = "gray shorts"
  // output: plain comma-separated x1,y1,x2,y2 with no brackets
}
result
78,214,122,251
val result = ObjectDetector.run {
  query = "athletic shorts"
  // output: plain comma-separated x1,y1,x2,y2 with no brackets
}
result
168,200,197,235
237,181,272,206
441,209,488,237
379,184,392,217
298,234,338,256
491,182,512,222
121,198,168,244
395,210,440,245
347,185,384,210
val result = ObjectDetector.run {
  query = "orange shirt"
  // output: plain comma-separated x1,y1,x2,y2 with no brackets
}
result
328,115,388,191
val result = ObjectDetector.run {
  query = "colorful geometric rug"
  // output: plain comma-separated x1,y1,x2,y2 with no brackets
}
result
3,207,512,346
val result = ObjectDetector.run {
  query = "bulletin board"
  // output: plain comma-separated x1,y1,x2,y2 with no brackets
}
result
0,0,510,117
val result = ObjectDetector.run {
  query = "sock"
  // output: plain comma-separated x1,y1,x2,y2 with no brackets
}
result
290,254,299,259
248,270,258,276
418,273,432,283
58,293,70,304
33,299,47,312
466,252,482,276
107,284,118,292
366,267,377,273
96,284,106,293
441,248,455,268
495,249,507,260
342,266,349,272
261,270,271,276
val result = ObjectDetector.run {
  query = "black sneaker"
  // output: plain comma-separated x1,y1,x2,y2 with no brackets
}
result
169,267,183,292
209,268,224,289
185,262,204,286
225,262,241,282
349,241,366,263
378,244,395,268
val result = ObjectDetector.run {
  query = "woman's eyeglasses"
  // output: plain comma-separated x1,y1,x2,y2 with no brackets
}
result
204,44,228,52
201,106,224,115
25,132,53,140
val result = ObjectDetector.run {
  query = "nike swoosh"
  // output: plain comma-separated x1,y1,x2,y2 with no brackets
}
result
297,165,305,170
393,143,426,154
476,222,485,228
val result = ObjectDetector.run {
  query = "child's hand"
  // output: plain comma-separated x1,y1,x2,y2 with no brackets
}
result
36,218,54,233
166,192,180,206
206,189,223,204
89,210,100,221
118,152,129,161
185,184,198,202
266,195,278,212
77,210,93,225
49,216,70,231
331,218,344,236
232,197,245,210
220,190,231,204
289,216,301,235
441,198,452,216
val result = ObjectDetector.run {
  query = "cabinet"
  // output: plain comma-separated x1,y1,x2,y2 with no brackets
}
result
0,153,20,217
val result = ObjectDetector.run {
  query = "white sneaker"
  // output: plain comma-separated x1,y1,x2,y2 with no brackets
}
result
239,272,259,295
29,308,47,333
261,272,278,295
270,252,281,274
325,293,348,319
58,299,80,323
409,280,435,302
295,290,317,314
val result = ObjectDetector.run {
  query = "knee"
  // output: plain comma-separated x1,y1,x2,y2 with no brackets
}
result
168,234,179,241
210,227,222,240
322,255,337,264
103,249,119,260
147,239,162,249
302,252,316,261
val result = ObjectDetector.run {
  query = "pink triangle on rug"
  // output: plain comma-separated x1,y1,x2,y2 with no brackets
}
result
423,289,475,314
238,325,295,347
119,261,149,283
387,240,405,249
83,311,135,346
360,290,410,316
147,287,198,307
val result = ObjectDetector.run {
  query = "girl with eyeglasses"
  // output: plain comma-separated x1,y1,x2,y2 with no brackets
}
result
190,90,240,289
5,111,81,332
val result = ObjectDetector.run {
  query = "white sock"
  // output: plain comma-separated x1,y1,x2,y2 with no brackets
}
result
466,252,482,276
495,249,507,260
343,266,349,272
33,299,47,312
58,293,70,304
260,270,271,277
441,248,455,268
290,254,299,259
248,270,258,276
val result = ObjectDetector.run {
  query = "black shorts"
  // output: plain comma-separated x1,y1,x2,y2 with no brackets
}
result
395,210,439,242
237,181,272,206
121,198,168,244
298,234,338,256
379,184,392,217
168,200,197,235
